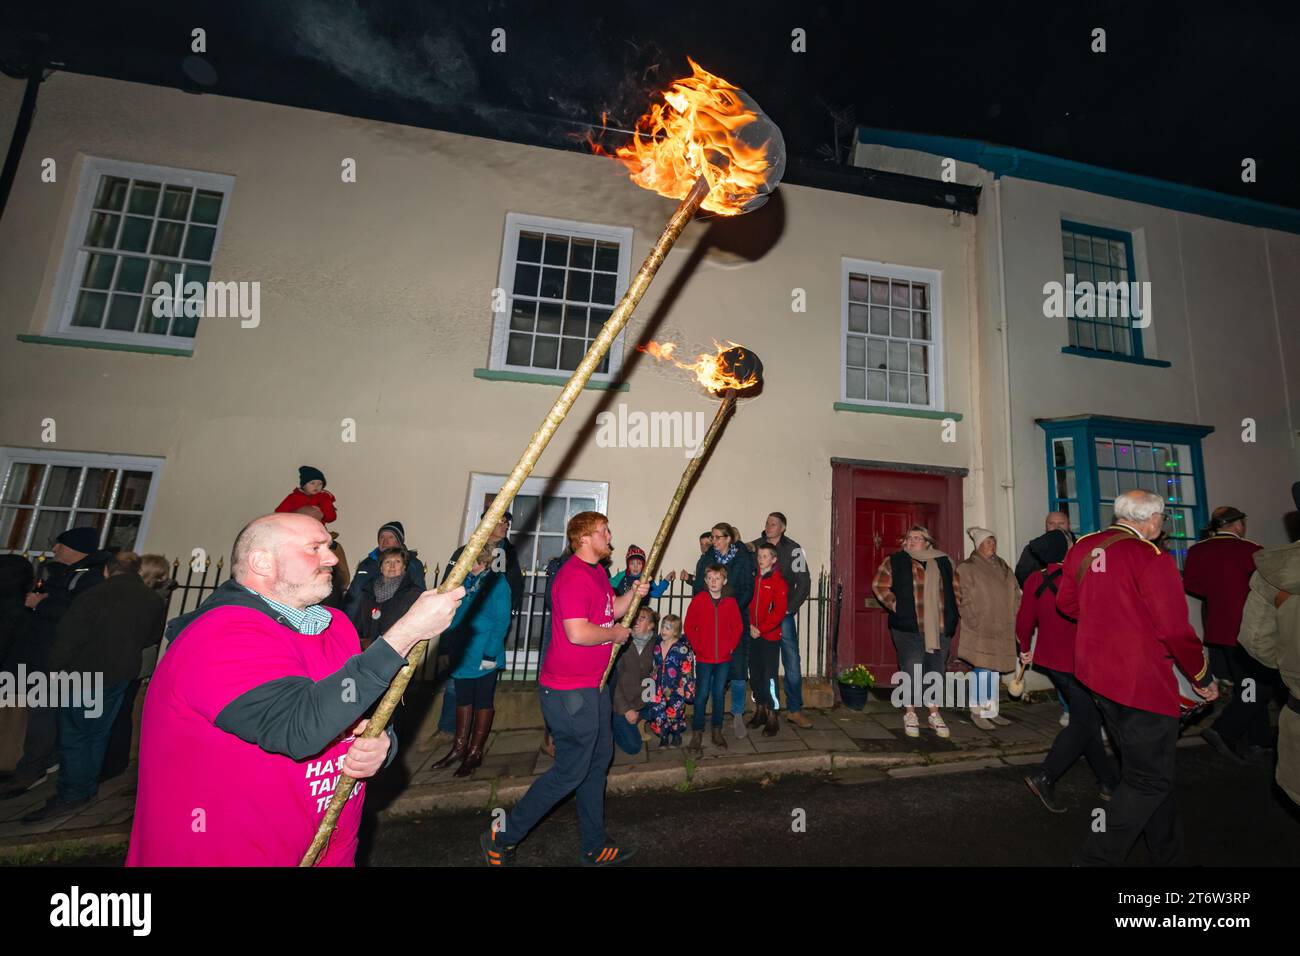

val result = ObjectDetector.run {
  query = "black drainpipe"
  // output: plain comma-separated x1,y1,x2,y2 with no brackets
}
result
0,60,45,226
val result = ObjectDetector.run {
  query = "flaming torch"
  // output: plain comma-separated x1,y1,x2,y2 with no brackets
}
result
300,61,785,865
598,341,763,690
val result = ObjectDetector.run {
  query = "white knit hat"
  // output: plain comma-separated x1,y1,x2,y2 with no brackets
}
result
967,526,995,550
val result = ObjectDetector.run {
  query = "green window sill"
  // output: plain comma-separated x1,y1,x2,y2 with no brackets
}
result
473,368,629,392
17,334,193,357
833,402,962,421
1060,346,1171,368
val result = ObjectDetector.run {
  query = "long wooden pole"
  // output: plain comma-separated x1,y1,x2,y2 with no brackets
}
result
598,387,737,691
300,174,711,865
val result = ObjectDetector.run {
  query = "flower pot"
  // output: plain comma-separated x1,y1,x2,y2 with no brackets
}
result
838,682,870,711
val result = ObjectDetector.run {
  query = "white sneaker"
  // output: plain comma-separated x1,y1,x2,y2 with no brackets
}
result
902,711,921,738
733,714,748,739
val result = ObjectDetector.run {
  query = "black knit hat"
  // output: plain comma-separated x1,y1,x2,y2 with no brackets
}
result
1026,528,1072,567
625,544,646,569
378,521,406,545
298,465,326,488
57,526,100,555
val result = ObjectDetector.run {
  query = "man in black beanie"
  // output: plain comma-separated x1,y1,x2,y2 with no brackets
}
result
2,527,112,797
342,520,426,618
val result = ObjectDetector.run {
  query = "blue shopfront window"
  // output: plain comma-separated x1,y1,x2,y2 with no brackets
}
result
1037,416,1212,570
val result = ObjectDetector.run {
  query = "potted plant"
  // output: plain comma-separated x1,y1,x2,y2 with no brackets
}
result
837,665,876,711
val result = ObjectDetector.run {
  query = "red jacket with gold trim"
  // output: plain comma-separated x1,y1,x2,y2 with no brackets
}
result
1057,524,1211,717
1182,532,1263,647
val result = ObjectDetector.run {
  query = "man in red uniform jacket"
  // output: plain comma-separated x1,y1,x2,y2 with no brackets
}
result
1183,506,1272,765
1057,490,1217,866
1016,529,1118,813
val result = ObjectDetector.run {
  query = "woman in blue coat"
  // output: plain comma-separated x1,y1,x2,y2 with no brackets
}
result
431,547,510,778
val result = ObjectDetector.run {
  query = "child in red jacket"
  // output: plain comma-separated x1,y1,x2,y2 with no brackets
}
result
684,564,743,754
274,465,338,524
748,542,789,736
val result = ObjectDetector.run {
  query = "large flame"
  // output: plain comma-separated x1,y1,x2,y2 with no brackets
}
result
639,339,759,393
595,59,779,216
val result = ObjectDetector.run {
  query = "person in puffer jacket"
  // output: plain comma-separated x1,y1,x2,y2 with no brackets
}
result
747,543,789,738
1237,483,1300,805
684,564,742,755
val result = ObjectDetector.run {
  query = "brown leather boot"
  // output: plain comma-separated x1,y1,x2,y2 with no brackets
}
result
748,705,767,729
710,726,728,749
763,707,780,737
455,708,495,778
432,705,473,769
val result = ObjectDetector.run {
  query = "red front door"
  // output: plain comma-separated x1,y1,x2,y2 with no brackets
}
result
852,498,938,675
831,464,964,681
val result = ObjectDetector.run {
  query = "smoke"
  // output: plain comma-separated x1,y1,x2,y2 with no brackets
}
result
286,0,482,113
278,1,689,152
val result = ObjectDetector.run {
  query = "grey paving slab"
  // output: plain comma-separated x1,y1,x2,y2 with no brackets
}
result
887,757,1006,778
791,729,860,752
1001,752,1050,766
749,736,812,754
840,718,898,740
490,730,547,755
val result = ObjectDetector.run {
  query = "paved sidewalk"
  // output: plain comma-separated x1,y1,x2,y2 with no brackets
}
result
0,696,1203,862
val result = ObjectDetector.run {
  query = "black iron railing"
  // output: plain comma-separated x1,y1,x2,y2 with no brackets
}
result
157,555,831,684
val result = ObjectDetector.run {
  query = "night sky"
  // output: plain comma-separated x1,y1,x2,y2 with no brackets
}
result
2,0,1297,208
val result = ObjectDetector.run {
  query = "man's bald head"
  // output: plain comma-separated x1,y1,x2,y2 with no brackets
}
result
232,513,336,608
1045,511,1070,533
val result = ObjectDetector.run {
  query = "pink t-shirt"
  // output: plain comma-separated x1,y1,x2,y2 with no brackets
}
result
540,557,616,690
126,606,367,867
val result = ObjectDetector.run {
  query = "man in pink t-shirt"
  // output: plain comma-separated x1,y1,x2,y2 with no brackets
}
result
481,511,647,867
126,513,462,866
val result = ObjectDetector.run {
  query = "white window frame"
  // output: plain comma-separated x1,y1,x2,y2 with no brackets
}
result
0,447,165,555
462,472,610,678
461,472,610,558
839,257,945,412
489,213,634,382
44,156,237,353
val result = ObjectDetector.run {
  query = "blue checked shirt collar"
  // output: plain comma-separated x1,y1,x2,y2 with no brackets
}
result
243,586,332,635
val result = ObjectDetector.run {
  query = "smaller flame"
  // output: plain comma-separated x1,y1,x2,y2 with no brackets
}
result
639,339,759,393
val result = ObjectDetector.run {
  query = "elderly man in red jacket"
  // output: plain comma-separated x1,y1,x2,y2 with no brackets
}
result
1057,490,1218,866
1183,506,1271,765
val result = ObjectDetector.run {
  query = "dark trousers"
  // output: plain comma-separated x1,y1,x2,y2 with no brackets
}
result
890,628,952,703
1212,645,1277,746
502,685,612,854
1076,694,1182,866
749,638,782,709
100,678,142,781
611,696,651,756
692,661,730,730
56,680,129,803
1039,666,1118,787
454,670,499,710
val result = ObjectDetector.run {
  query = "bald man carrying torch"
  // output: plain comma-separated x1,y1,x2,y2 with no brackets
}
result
126,513,464,866
481,511,648,867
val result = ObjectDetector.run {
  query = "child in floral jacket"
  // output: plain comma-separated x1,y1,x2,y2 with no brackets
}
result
647,614,696,747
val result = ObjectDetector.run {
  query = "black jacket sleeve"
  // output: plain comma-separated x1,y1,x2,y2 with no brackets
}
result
1014,544,1039,589
213,639,407,761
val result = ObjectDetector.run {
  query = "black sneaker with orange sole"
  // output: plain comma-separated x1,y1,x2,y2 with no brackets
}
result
580,843,637,867
480,826,518,867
